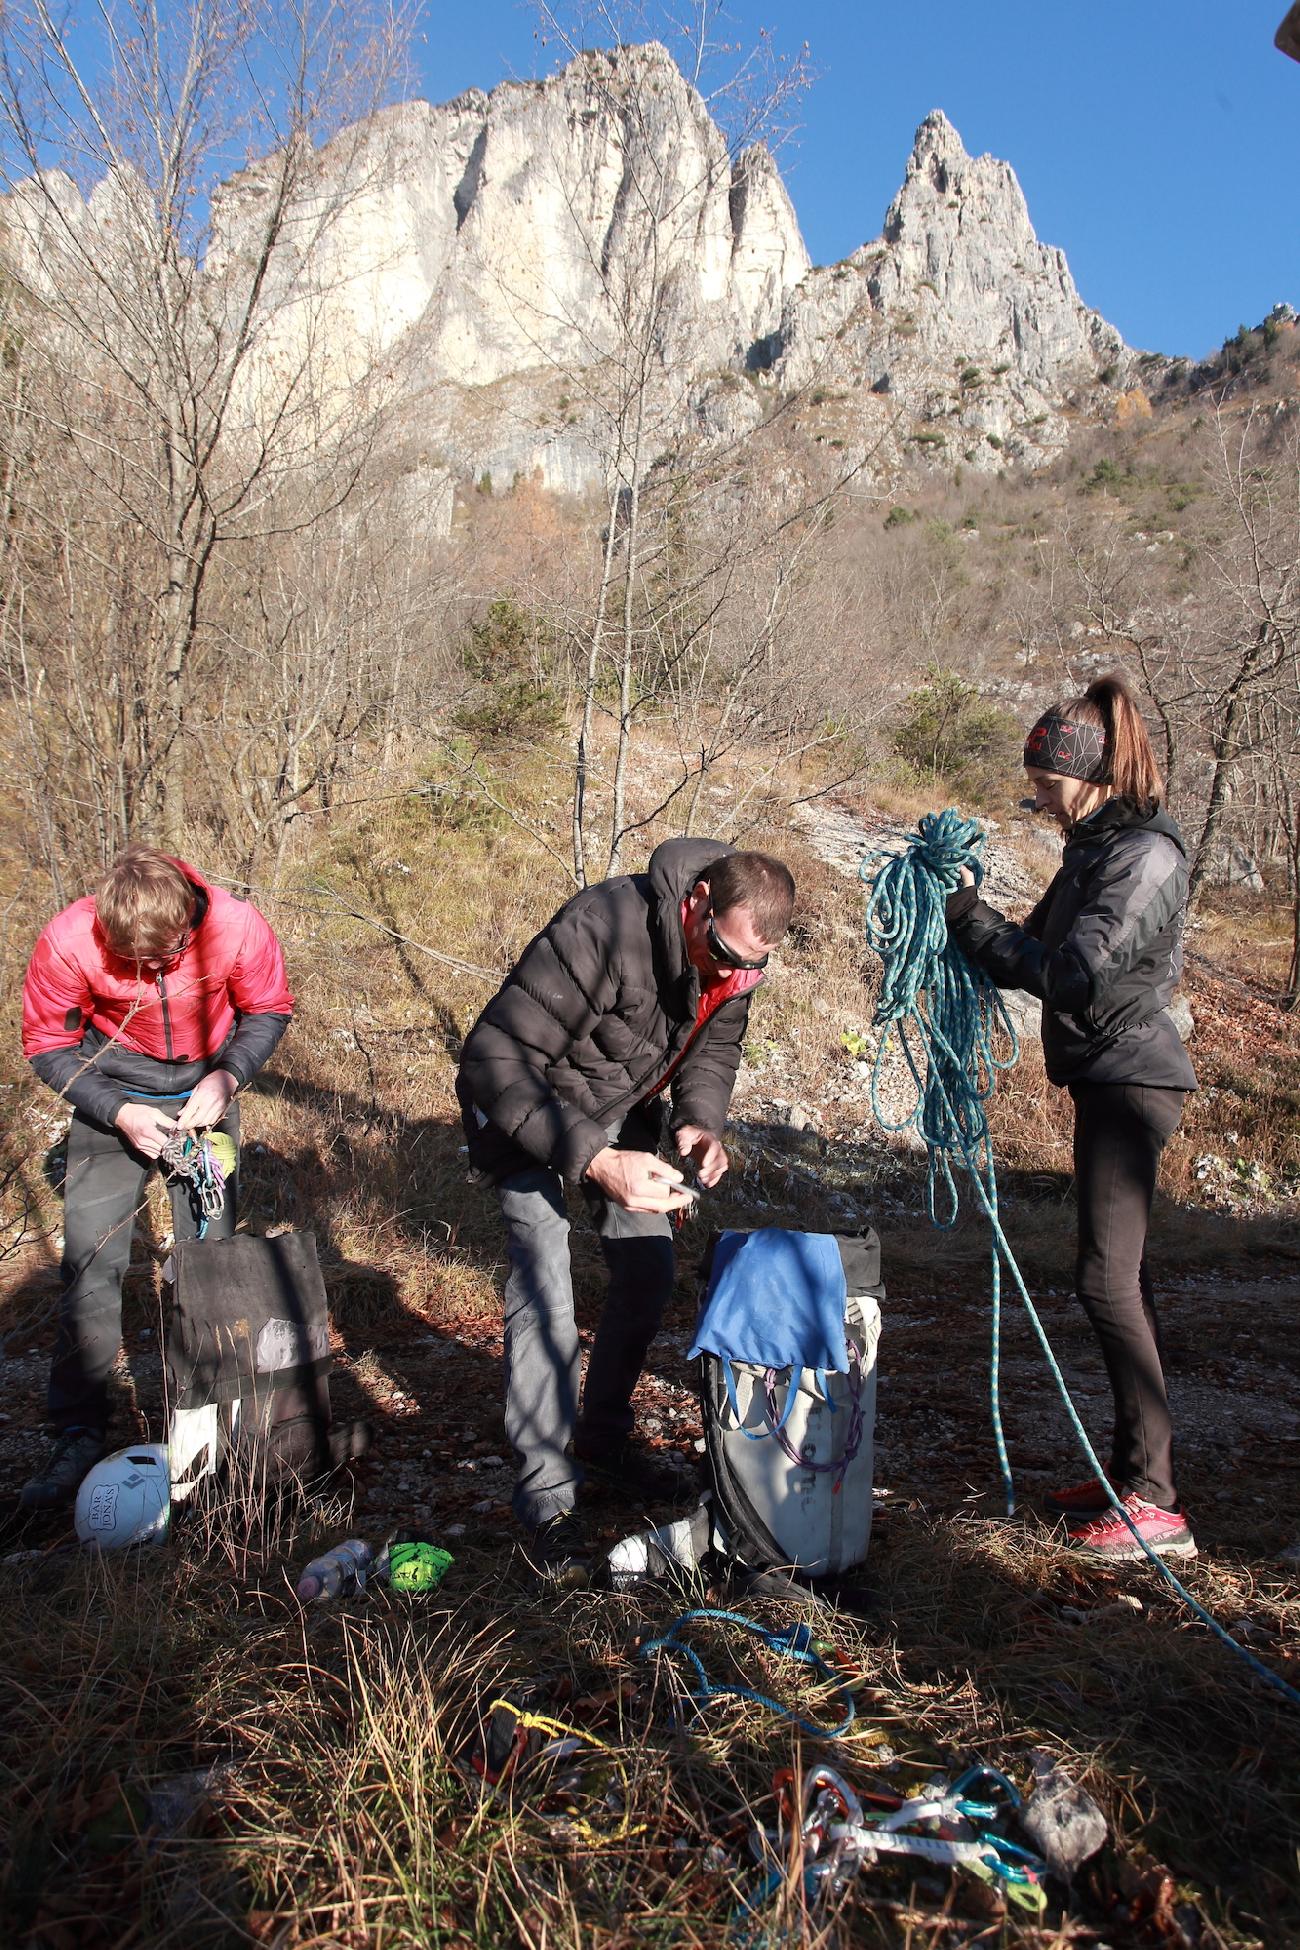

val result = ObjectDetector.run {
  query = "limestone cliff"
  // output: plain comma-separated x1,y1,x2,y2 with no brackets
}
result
3,50,1139,511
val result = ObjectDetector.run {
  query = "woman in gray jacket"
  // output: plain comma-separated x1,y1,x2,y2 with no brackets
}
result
945,674,1198,1562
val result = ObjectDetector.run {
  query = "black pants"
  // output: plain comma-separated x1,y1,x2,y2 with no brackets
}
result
1070,1082,1185,1509
50,1100,239,1433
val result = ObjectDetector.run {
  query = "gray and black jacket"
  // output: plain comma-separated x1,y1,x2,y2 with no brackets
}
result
945,799,1197,1090
457,839,756,1183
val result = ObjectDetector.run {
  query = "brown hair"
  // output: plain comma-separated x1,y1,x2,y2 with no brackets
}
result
701,851,796,944
1056,672,1164,813
96,845,194,959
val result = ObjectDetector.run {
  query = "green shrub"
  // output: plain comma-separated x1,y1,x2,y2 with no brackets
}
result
892,667,1023,805
883,504,918,530
1084,455,1129,494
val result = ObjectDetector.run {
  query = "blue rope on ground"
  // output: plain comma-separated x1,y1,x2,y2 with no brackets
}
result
860,810,1300,1710
637,1606,856,1739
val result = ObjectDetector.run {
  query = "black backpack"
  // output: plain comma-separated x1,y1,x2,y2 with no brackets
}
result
166,1232,337,1488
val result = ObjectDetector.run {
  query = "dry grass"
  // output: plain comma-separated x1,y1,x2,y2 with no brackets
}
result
3,1490,1297,1947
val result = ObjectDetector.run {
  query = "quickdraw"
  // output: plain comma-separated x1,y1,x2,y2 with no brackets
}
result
636,1608,855,1739
159,1131,229,1238
734,1759,1047,1939
480,1699,645,1847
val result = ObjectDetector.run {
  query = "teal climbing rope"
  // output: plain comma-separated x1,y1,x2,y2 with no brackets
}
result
637,1607,856,1739
860,809,1300,1710
863,809,1020,1515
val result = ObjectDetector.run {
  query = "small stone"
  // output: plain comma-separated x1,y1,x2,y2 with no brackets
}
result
445,1524,467,1537
1021,1751,1107,1878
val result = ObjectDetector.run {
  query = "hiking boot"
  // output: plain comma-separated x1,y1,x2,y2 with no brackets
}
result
19,1427,106,1511
1067,1491,1197,1564
573,1436,699,1507
1044,1474,1118,1519
520,1511,591,1589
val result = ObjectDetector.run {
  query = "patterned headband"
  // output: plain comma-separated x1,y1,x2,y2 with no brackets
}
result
1023,711,1109,783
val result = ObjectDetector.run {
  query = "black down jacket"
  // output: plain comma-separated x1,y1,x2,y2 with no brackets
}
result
945,798,1197,1090
457,839,757,1183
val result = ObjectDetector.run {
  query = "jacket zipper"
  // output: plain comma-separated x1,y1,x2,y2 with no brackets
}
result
156,972,174,1060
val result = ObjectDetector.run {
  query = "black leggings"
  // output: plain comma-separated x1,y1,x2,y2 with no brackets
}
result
1069,1082,1186,1510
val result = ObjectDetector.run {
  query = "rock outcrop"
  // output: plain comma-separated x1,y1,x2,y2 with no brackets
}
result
3,49,1137,509
207,44,809,494
762,110,1132,471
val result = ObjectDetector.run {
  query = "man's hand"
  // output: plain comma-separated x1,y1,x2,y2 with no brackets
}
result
674,1124,729,1187
957,865,976,889
177,1069,238,1132
584,1146,694,1213
115,1102,179,1159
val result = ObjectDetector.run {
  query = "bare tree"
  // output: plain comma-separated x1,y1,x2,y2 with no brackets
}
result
1185,407,1300,907
1056,406,1300,912
477,2,889,881
0,0,414,875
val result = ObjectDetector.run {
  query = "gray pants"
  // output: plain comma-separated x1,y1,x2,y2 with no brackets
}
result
50,1099,239,1433
497,1112,674,1527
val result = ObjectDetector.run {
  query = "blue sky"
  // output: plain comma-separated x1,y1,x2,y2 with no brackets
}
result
416,1,1298,360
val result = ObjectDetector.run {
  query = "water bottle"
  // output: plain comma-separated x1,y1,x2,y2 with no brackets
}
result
295,1538,374,1602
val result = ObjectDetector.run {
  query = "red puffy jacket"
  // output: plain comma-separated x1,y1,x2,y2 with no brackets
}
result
22,861,293,1126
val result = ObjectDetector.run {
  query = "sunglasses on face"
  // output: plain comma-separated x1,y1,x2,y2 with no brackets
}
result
705,907,769,971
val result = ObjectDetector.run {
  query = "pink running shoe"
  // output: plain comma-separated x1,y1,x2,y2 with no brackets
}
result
1044,1475,1117,1518
1067,1492,1197,1563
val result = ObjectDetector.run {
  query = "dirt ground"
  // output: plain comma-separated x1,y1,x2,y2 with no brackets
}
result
3,1196,1296,1574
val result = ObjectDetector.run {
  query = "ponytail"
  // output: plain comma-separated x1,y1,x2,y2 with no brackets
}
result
1026,672,1164,813
1080,673,1164,812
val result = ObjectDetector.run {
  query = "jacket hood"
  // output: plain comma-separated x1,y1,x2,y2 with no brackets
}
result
645,838,734,1011
646,837,733,909
1071,798,1186,857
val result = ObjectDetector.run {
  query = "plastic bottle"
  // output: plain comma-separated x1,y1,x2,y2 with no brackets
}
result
295,1538,374,1602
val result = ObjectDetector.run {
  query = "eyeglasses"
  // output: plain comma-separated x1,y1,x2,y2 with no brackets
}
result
135,923,192,965
705,907,769,972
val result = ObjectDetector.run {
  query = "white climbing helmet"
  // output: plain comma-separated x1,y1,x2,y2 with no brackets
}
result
74,1443,171,1550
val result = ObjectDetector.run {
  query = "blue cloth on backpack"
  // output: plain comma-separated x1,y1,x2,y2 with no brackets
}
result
689,1229,849,1373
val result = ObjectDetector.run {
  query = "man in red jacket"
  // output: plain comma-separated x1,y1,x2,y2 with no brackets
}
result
20,845,294,1508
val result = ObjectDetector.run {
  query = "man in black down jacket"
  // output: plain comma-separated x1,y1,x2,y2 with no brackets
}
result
457,839,795,1581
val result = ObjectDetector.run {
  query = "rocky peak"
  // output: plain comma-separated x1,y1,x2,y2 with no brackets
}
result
764,109,1132,473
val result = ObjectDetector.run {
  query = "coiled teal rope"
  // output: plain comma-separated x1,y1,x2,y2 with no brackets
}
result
861,809,1300,1709
863,809,1020,1515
